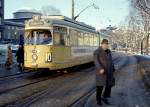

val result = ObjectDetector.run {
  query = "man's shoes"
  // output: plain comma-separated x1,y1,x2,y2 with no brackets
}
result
97,101,102,105
102,98,111,105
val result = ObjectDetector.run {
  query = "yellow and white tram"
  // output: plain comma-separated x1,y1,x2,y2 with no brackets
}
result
24,15,100,70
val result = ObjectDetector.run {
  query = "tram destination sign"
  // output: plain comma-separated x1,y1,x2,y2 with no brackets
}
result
29,21,44,26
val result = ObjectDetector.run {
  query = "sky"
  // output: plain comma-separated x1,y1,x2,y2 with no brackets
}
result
4,0,130,29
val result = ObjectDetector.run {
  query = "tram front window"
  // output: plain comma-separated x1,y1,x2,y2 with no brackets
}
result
25,30,52,45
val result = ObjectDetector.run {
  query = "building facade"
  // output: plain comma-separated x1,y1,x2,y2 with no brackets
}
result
0,0,4,40
3,21,24,44
3,9,41,44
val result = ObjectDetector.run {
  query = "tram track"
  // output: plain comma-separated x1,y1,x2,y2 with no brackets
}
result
0,64,93,95
68,87,96,107
6,82,57,107
8,87,96,107
0,72,73,107
1,67,95,107
0,70,66,95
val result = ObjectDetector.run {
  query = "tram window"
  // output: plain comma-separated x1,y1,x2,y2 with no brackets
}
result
70,29,78,46
88,33,91,46
69,30,73,46
25,30,52,45
53,26,68,46
89,34,94,46
53,32,60,45
25,32,34,44
42,31,52,44
53,32,66,45
60,34,65,45
65,34,70,46
74,31,78,46
78,32,83,46
84,33,89,46
93,35,99,46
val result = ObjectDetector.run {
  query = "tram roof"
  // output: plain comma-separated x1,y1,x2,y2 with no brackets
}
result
40,15,97,33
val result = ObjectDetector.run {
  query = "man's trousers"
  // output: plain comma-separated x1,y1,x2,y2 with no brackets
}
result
96,86,112,102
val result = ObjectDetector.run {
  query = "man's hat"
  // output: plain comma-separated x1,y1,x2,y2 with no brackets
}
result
101,39,109,44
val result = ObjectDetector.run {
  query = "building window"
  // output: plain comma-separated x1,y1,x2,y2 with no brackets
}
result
12,26,14,30
8,26,10,29
8,33,11,39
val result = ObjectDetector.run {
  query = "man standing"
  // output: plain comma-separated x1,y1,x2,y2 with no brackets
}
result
16,45,24,71
94,39,115,105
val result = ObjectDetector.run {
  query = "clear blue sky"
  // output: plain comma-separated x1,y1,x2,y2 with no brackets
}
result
5,0,130,29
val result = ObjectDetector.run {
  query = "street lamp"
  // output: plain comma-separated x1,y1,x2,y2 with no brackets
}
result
73,3,99,20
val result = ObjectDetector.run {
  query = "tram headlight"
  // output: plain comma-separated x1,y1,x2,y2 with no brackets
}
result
32,54,38,60
46,53,52,62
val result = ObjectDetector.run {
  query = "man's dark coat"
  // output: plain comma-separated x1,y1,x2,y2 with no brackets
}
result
94,47,115,86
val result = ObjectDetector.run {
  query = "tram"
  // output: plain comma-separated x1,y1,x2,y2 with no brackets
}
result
24,15,100,70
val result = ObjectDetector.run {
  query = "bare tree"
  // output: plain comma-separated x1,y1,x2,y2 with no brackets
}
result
133,0,150,54
120,0,150,54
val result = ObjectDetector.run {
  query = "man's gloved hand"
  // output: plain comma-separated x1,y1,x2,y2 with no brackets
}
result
99,69,105,74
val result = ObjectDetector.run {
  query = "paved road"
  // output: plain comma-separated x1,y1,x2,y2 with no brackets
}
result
85,53,150,107
0,52,149,107
0,67,95,107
